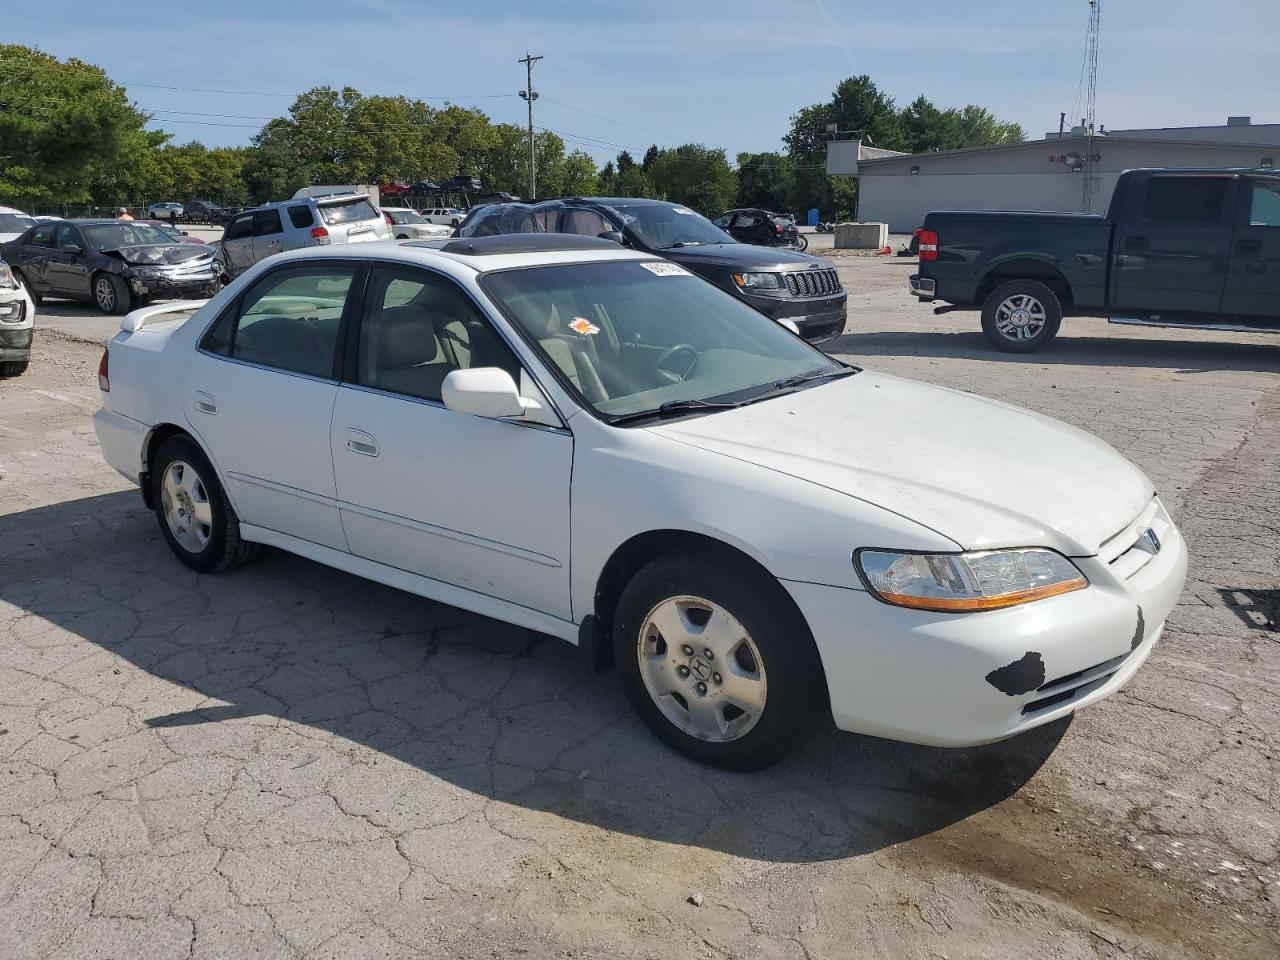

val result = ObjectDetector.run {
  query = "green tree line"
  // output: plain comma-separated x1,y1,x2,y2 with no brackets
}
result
0,44,1023,219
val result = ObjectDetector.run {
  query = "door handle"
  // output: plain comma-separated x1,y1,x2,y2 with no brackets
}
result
1236,238,1262,255
193,392,217,415
344,428,379,457
1124,236,1149,251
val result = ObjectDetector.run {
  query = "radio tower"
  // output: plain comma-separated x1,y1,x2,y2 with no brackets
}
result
1082,0,1102,211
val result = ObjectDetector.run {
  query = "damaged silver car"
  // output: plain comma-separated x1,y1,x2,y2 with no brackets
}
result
0,219,220,315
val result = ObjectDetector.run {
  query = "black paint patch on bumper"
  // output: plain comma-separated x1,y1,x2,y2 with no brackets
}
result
986,651,1046,696
1130,607,1145,651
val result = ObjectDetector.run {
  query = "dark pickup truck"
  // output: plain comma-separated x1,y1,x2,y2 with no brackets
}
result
909,168,1280,351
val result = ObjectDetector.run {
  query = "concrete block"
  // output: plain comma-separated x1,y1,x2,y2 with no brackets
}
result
835,222,888,249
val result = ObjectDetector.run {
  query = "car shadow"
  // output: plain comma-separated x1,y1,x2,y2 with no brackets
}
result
828,327,1280,375
0,491,1068,864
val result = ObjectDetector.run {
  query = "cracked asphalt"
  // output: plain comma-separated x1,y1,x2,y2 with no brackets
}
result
1,255,1278,959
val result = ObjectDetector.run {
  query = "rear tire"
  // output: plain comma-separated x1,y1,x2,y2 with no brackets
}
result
793,234,808,251
93,273,131,315
0,360,28,377
612,550,825,770
981,279,1062,352
152,436,259,573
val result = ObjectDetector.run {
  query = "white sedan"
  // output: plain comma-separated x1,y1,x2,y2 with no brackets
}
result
92,235,1187,769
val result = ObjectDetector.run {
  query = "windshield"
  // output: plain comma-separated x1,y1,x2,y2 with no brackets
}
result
482,260,844,420
609,203,734,249
0,213,36,234
82,222,171,249
388,210,426,224
152,222,182,239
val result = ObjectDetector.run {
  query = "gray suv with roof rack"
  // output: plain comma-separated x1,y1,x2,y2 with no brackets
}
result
217,194,390,279
456,197,846,342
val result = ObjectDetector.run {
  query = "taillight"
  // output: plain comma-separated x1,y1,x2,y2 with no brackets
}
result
311,226,330,244
774,224,783,234
98,348,110,392
384,213,393,225
919,229,939,262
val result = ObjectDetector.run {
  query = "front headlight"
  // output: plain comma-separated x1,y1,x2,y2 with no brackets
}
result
731,272,783,290
0,261,15,288
128,266,164,279
856,548,1088,612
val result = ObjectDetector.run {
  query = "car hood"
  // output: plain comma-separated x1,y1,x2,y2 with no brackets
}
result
107,243,213,265
656,242,835,271
650,371,1153,555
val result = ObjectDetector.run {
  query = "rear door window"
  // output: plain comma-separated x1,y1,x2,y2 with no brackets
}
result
1141,177,1232,225
29,224,57,248
218,264,357,378
1247,181,1280,227
560,208,612,237
253,210,284,236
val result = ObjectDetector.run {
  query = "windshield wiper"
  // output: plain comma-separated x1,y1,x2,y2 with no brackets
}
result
771,368,855,390
607,398,742,426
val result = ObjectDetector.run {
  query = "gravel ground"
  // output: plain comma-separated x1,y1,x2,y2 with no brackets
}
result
1,256,1277,959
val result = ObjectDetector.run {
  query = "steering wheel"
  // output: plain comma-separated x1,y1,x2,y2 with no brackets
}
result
655,343,699,383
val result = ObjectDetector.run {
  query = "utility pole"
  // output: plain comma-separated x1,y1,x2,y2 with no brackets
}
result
517,53,543,199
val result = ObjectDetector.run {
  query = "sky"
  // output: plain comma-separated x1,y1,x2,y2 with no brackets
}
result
6,0,1278,164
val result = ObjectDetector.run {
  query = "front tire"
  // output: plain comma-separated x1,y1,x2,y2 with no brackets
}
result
152,436,259,573
981,279,1062,352
793,234,808,251
0,360,28,377
612,551,825,770
93,273,131,315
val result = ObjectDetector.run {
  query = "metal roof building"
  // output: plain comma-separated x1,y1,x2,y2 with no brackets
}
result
842,119,1280,232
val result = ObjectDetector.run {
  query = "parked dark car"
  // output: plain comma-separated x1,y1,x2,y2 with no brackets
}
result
183,200,222,224
218,206,245,225
1,219,220,315
458,197,846,341
713,208,801,248
911,167,1280,351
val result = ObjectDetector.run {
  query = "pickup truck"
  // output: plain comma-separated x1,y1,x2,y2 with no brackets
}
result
909,167,1280,351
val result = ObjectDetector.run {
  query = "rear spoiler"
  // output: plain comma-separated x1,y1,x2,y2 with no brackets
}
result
120,299,209,333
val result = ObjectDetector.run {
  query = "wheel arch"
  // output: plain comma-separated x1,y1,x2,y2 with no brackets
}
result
585,529,824,685
977,258,1073,309
140,423,220,510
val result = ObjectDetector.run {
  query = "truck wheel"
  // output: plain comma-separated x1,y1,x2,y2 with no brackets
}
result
152,436,259,573
0,360,29,377
93,273,131,315
981,280,1062,352
612,550,825,771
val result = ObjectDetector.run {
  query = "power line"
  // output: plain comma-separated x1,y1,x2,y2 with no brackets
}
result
541,97,675,141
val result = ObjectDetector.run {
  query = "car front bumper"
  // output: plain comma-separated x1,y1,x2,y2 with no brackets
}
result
909,274,935,301
739,290,848,342
783,514,1188,747
0,287,34,360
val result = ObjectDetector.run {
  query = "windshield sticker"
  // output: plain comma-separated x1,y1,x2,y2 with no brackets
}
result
568,317,600,336
639,262,691,277
672,207,694,215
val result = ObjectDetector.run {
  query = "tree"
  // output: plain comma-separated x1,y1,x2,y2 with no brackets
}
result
900,96,1024,153
646,144,737,215
0,44,157,206
735,152,795,212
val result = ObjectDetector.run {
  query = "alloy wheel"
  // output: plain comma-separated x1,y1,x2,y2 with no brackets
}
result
160,460,213,553
994,294,1047,341
95,277,116,312
637,595,767,742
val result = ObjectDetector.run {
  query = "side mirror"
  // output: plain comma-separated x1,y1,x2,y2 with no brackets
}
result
61,244,82,255
442,367,533,420
597,230,625,245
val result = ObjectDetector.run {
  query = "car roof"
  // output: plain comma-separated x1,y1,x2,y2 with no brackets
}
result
0,206,33,216
567,197,683,208
261,237,655,276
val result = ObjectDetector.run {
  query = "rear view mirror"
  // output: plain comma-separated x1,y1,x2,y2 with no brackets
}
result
598,230,625,245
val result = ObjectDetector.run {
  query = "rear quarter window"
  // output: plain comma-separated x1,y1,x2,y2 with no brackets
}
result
287,205,315,229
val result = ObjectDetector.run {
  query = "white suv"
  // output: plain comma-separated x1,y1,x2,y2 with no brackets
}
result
420,207,465,226
92,234,1185,769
